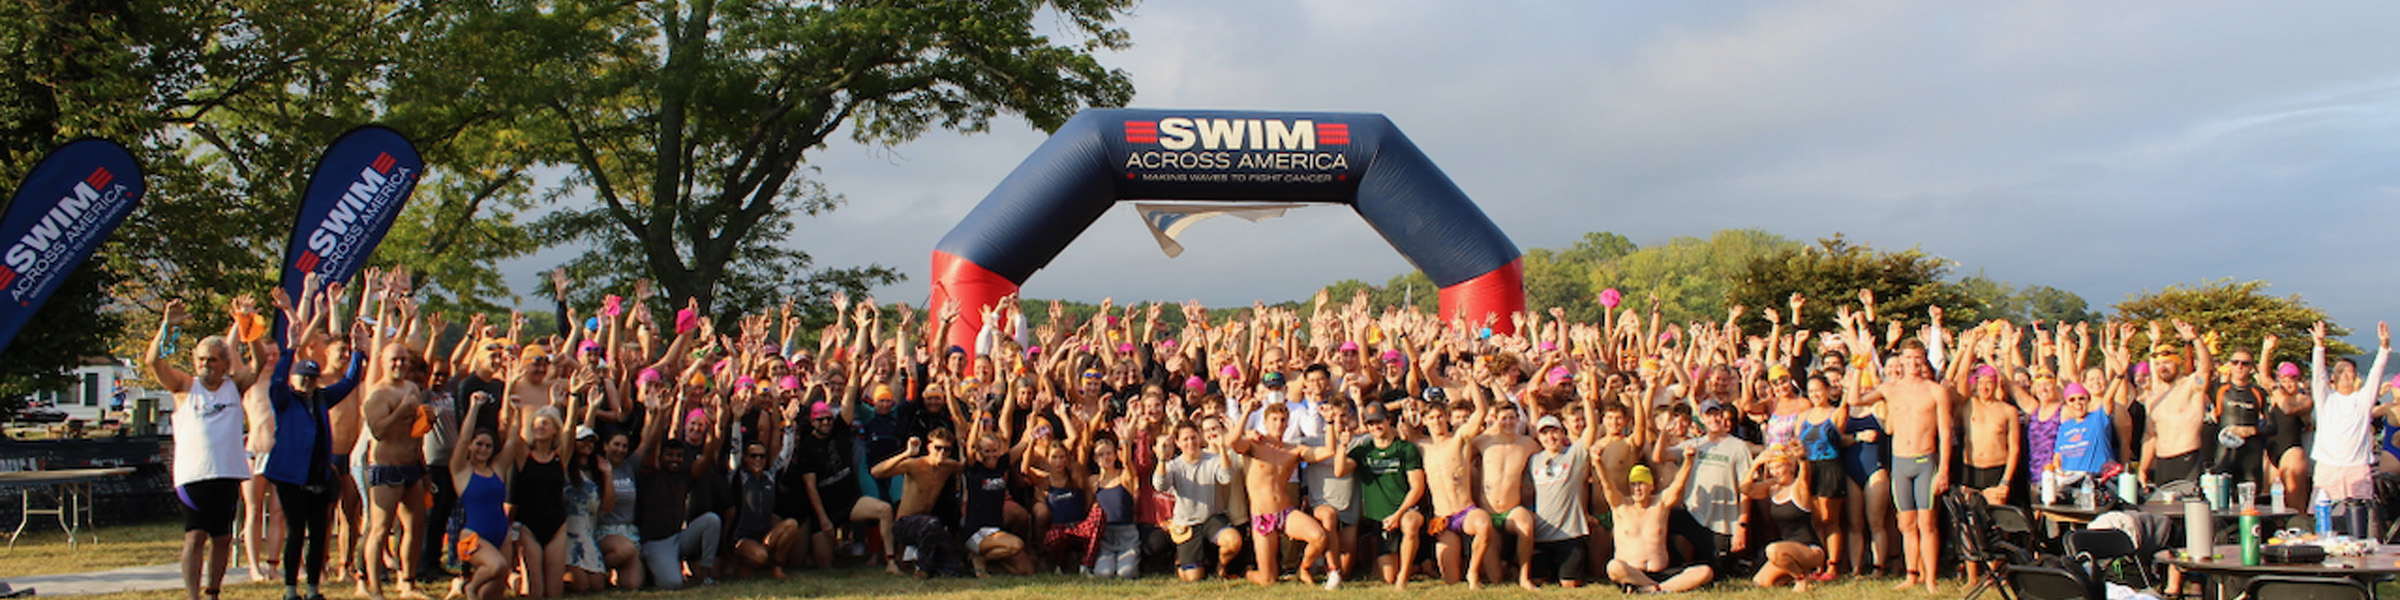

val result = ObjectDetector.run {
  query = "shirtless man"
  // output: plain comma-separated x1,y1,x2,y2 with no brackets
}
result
1587,401,1638,573
1471,389,1539,588
1858,339,1953,593
321,335,366,586
357,342,431,600
1604,449,1711,592
1957,363,2020,587
2140,320,2214,487
1412,375,1494,587
1229,404,1336,586
870,428,967,578
1960,364,2022,505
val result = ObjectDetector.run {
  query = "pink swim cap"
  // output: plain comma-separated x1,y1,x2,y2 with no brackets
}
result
2277,362,2300,377
2062,382,2090,398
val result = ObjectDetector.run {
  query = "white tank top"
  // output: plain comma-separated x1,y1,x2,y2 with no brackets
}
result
173,377,250,485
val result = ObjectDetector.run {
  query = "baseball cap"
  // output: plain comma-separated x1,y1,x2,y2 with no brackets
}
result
1262,371,1286,388
872,384,895,401
1337,341,1361,353
811,402,836,420
1698,398,1727,414
574,425,597,440
1360,403,1390,423
1628,465,1654,485
294,359,323,378
1536,415,1563,432
1381,349,1405,364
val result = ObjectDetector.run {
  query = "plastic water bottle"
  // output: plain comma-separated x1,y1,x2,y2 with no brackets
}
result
2314,489,2334,536
2271,481,2286,511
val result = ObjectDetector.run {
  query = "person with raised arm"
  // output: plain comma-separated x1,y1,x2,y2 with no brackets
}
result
1228,402,1339,586
1604,446,1712,592
445,395,516,600
632,381,725,590
787,394,899,573
874,429,970,578
1524,389,1600,589
1742,446,1827,592
357,325,432,599
1152,419,1243,581
1335,401,1424,590
2212,344,2274,486
152,297,260,600
1412,345,1496,587
1853,333,1951,593
262,277,367,600
2263,334,2313,509
2136,320,2215,491
1468,356,1540,588
2310,321,2390,504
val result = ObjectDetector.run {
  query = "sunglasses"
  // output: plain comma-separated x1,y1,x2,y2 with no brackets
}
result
483,344,504,352
1081,371,1103,379
2226,360,2254,366
745,453,766,459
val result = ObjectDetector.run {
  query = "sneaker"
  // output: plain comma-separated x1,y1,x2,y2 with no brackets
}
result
1322,571,1342,591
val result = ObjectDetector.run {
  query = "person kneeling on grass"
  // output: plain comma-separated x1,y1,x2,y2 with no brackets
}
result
1743,446,1828,592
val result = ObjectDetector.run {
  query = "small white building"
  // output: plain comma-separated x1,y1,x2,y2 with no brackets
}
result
30,357,167,423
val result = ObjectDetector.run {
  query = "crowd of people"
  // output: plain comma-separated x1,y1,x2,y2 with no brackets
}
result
152,268,2396,600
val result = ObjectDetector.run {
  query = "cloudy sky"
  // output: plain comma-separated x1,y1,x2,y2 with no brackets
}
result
516,0,2400,342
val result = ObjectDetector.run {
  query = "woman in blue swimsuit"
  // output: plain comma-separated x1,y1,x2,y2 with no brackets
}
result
448,400,523,600
1838,387,1892,578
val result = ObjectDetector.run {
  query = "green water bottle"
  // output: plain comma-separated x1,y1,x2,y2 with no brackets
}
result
2239,513,2261,566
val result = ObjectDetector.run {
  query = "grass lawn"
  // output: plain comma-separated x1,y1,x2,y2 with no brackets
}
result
0,519,187,578
20,521,2400,600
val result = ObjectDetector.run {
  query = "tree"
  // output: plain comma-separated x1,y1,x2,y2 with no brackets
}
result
1960,273,2100,326
526,0,1139,322
2,0,555,370
1592,229,1798,326
2112,278,2353,367
1726,234,1984,334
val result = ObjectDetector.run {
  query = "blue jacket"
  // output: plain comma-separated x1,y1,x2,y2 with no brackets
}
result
261,349,363,487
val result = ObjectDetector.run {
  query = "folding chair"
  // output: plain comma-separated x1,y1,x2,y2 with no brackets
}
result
1946,490,2028,600
2065,528,2156,591
2242,575,2373,600
2010,564,2104,600
1989,504,2041,557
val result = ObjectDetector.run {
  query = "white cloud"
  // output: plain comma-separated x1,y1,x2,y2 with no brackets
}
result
506,1,2400,341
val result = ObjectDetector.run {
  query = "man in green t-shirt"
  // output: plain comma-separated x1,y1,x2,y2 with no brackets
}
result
1337,403,1426,590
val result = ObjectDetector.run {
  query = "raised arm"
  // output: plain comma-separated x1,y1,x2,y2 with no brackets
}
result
146,299,194,393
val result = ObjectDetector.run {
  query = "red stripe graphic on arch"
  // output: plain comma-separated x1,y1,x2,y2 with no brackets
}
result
1123,121,1158,144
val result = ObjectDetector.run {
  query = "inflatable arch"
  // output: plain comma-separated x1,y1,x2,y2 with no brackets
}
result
929,108,1523,352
